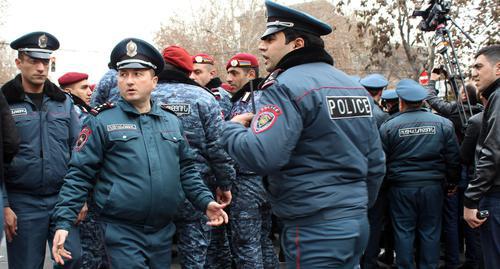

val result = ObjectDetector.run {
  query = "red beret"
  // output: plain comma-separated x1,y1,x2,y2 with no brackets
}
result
58,72,89,87
192,53,215,64
226,53,259,70
162,45,193,73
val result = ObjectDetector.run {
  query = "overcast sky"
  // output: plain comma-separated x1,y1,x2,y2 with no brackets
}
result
0,0,209,83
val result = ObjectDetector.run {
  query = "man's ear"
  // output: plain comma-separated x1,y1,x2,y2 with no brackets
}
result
62,87,71,94
495,62,500,76
293,37,305,49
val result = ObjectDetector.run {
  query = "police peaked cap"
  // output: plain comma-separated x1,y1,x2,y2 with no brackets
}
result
110,38,164,75
261,0,333,39
381,89,398,100
395,79,427,102
11,31,59,60
360,74,388,89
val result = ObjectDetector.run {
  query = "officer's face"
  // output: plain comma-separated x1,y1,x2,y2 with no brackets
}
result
259,32,296,72
118,69,158,106
226,67,252,92
471,55,500,93
15,54,50,87
64,79,92,105
190,64,215,87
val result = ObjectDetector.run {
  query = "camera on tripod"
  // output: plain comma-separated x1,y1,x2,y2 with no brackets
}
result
413,0,452,32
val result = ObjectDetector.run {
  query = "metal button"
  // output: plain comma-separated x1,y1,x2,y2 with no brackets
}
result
123,135,127,139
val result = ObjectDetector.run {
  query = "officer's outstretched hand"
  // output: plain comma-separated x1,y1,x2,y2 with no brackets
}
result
206,201,229,226
231,113,254,127
463,207,486,228
52,229,72,265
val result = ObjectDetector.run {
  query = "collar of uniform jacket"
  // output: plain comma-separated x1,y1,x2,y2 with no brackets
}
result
481,78,500,101
274,46,334,72
1,74,66,104
157,67,215,97
117,98,164,117
231,77,264,103
205,77,223,89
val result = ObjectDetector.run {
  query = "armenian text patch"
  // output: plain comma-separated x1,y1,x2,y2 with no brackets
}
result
106,124,137,132
252,104,282,134
10,108,28,116
399,126,436,137
163,103,191,116
326,96,372,119
75,126,92,151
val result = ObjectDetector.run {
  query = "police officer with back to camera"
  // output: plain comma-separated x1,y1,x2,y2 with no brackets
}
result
51,37,229,268
379,79,460,269
1,31,83,269
221,1,386,268
152,45,236,269
360,73,390,127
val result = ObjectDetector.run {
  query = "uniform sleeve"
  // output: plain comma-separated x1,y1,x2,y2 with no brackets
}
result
221,83,303,175
178,120,214,211
0,92,19,164
425,81,456,116
54,117,104,231
68,102,81,149
366,121,386,208
442,121,461,184
464,93,500,209
199,99,236,189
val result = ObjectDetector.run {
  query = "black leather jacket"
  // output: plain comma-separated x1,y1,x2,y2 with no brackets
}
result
460,112,483,165
464,78,500,209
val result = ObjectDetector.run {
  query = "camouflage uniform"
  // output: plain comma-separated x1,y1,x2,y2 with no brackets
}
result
228,78,278,269
206,77,233,120
151,69,236,269
90,69,119,107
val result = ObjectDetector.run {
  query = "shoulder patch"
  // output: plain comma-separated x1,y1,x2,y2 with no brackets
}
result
260,68,283,90
91,102,115,115
252,104,283,134
75,126,92,151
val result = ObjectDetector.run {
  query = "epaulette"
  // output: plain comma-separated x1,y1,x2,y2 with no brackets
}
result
91,102,115,116
211,88,222,100
260,68,283,90
160,104,179,116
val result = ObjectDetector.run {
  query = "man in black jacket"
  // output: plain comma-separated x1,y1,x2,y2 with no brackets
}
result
463,44,500,269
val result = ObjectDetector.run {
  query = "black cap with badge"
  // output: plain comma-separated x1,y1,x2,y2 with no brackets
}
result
261,0,333,40
109,38,164,75
10,31,60,60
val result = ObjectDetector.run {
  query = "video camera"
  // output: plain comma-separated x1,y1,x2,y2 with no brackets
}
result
412,0,452,31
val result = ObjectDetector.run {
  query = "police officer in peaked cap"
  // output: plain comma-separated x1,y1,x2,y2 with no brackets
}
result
1,31,83,269
220,1,386,268
51,38,228,268
379,79,460,269
360,73,390,127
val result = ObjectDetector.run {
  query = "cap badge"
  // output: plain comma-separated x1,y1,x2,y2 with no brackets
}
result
38,34,48,48
195,56,203,63
126,40,138,57
230,59,239,67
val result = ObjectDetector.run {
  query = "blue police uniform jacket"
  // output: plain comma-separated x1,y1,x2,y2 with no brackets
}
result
1,75,80,195
90,69,119,107
152,70,236,188
222,48,386,221
379,108,460,186
53,98,214,231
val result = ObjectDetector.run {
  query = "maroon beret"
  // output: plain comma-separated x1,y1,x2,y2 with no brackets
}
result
162,45,193,73
226,53,259,70
58,72,89,87
192,53,215,64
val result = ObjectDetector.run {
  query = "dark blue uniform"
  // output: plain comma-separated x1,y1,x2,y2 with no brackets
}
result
379,79,460,269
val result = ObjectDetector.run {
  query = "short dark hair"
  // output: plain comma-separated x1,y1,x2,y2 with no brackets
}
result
241,67,259,79
282,29,324,48
464,84,477,105
474,45,500,64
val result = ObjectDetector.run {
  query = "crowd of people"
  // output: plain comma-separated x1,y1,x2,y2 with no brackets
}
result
0,0,499,269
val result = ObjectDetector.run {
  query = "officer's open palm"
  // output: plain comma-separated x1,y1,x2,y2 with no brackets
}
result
3,207,17,242
206,201,229,226
52,229,72,265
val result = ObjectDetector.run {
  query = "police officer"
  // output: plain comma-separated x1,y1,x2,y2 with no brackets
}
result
221,1,386,268
191,53,233,119
360,73,390,127
51,38,228,268
381,89,399,115
90,67,119,107
58,72,93,123
225,52,279,269
152,45,236,269
0,31,82,269
379,79,460,269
